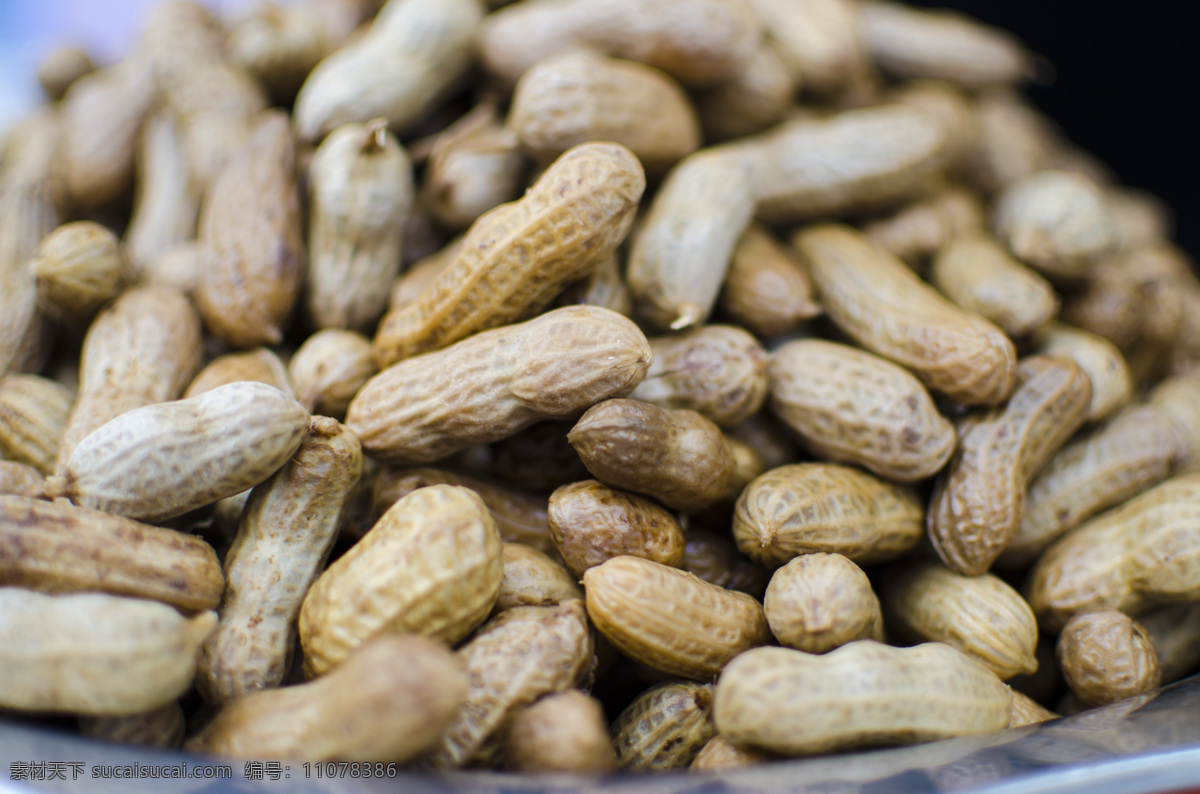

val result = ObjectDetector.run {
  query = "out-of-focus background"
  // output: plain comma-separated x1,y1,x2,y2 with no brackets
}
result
0,0,1196,256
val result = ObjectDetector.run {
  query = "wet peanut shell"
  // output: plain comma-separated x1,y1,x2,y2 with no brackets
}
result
1057,609,1161,707
612,680,714,771
764,552,883,654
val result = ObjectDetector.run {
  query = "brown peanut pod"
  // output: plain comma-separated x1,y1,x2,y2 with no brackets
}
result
745,0,869,98
199,417,362,704
371,466,556,556
0,495,223,612
1057,609,1160,708
510,50,701,173
1119,243,1192,351
764,552,883,654
691,735,772,771
1025,473,1200,631
373,142,644,364
289,328,377,417
495,542,582,612
555,254,633,317
965,89,1055,195
696,43,796,142
0,589,215,715
1150,374,1200,472
929,355,1092,576
713,642,1012,756
197,111,304,347
38,45,94,101
548,480,685,577
125,109,200,278
420,104,525,231
1059,262,1141,351
507,690,616,773
680,526,770,599
49,382,311,523
733,463,925,567
930,232,1059,340
79,702,185,749
1139,603,1200,685
626,149,755,331
858,1,1032,88
725,435,766,500
293,0,481,143
1033,323,1132,423
1007,690,1058,729
0,374,73,475
354,306,651,465
734,105,949,225
768,339,956,482
479,0,760,88
490,420,590,492
583,555,770,681
718,224,822,339
307,119,413,333
612,680,715,771
794,223,1017,406
184,348,295,400
994,171,1118,282
862,184,986,270
0,462,44,498
631,326,769,428
428,600,594,769
882,562,1037,680
187,634,467,761
568,399,736,512
59,59,156,209
1000,406,1183,569
299,485,502,675
32,221,129,321
56,285,203,472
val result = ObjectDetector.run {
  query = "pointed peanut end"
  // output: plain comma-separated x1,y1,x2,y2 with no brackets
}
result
42,474,68,501
670,304,703,331
364,118,389,152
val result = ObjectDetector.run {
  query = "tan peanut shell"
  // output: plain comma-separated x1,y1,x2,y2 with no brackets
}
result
583,555,770,680
726,412,802,473
733,463,925,567
478,0,760,87
1057,609,1161,707
696,43,795,142
307,119,413,332
555,254,633,317
994,171,1118,281
681,527,770,599
124,108,200,277
50,382,310,523
928,355,1092,576
0,589,215,715
745,0,869,97
1139,603,1200,684
1000,405,1182,568
187,634,467,762
612,680,715,771
882,562,1037,680
79,702,185,749
32,221,128,320
199,417,362,704
863,184,985,269
197,110,304,347
1026,473,1200,631
548,480,685,576
507,690,616,773
626,149,755,331
719,224,822,339
1150,374,1200,472
764,552,883,654
37,45,94,101
289,328,377,417
0,462,44,498
1034,323,1133,422
768,339,956,482
795,223,1017,405
509,50,700,172
568,399,736,512
1107,188,1173,251
713,642,1012,756
293,0,481,142
0,374,73,475
228,1,357,100
428,600,594,769
184,348,294,399
372,466,556,556
299,484,501,675
1007,690,1058,728
353,306,651,464
858,1,1032,88
495,542,582,612
388,236,461,311
966,89,1055,195
373,142,644,364
930,232,1059,339
0,495,223,612
144,241,201,294
55,285,202,472
889,80,980,174
691,735,772,771
631,326,769,428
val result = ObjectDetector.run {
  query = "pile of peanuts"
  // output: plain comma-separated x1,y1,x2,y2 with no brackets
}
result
2,0,1199,775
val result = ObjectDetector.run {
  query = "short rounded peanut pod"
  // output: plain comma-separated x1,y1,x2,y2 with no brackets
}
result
38,45,94,101
32,221,129,321
0,462,44,498
549,480,685,577
495,543,582,612
763,553,883,654
183,348,294,400
288,329,378,418
612,680,714,771
1057,609,1161,708
718,224,822,339
506,691,616,773
1034,323,1133,423
0,374,73,475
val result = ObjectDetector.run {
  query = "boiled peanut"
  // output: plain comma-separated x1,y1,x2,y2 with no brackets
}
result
1057,609,1160,708
1034,322,1132,423
612,680,714,770
32,221,129,321
764,552,883,654
718,224,822,339
184,347,294,399
495,542,581,612
289,328,378,417
0,374,73,475
506,690,616,773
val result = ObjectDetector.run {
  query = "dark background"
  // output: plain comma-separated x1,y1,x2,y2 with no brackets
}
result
907,1,1199,260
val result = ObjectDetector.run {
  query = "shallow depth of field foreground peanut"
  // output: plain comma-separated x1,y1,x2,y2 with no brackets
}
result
2,0,1199,778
